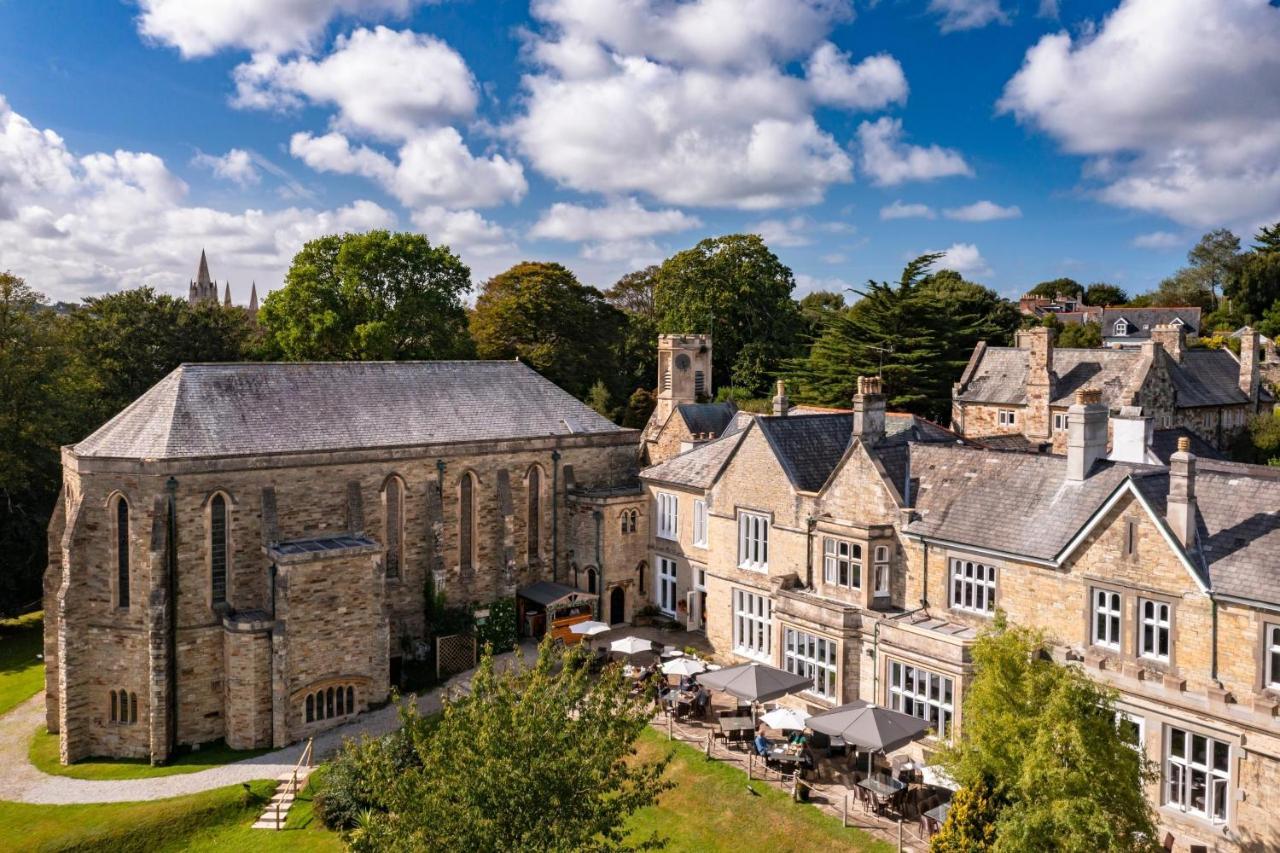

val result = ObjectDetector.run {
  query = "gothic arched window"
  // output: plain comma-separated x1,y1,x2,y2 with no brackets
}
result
306,694,314,723
460,473,475,572
384,477,404,579
116,496,130,608
210,494,228,605
346,686,354,714
587,568,597,595
111,691,118,722
527,466,542,561
326,687,335,719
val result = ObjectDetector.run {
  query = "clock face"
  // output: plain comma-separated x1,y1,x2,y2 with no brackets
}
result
675,354,691,370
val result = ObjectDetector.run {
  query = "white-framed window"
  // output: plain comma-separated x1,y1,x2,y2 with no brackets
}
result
1092,588,1122,651
873,545,891,597
694,566,706,592
949,558,996,615
1114,319,1129,337
655,556,678,615
998,409,1017,427
1116,711,1145,752
692,499,708,547
1053,412,1067,431
732,588,772,659
1139,598,1171,662
822,537,861,589
1267,624,1280,689
888,660,953,739
784,628,837,699
737,511,769,571
1165,726,1230,823
656,492,678,540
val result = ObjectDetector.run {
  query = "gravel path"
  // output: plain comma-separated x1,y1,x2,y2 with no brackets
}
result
0,647,528,805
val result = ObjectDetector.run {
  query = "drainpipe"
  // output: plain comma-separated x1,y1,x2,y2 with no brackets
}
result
593,509,603,620
1210,593,1220,683
551,449,562,583
805,516,816,589
921,540,930,608
164,476,179,760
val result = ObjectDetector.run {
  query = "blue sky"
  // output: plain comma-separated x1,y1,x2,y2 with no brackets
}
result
1,0,1278,303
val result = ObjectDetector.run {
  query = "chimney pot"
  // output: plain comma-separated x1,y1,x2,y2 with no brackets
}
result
852,375,886,444
1176,435,1190,453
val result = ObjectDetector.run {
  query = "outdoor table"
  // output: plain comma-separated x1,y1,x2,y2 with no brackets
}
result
718,715,754,733
923,802,950,825
858,775,906,815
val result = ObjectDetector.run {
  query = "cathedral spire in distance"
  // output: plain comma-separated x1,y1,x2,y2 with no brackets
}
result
249,281,258,313
197,249,211,286
224,282,232,307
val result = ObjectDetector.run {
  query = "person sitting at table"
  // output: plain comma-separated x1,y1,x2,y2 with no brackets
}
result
753,726,772,757
789,729,810,747
693,685,711,717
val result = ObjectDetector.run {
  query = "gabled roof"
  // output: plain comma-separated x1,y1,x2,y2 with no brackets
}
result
1101,307,1201,339
675,401,737,437
74,361,627,460
1171,348,1269,407
639,428,747,491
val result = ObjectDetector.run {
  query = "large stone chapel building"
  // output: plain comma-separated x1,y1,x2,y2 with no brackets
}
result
44,361,646,764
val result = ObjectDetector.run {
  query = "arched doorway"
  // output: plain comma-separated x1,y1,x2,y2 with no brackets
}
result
586,568,598,594
609,587,625,625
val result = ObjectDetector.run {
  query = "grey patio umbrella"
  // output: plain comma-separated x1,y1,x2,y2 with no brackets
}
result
805,702,931,775
696,662,812,704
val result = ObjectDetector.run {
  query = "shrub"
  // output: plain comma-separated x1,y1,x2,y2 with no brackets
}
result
314,725,419,831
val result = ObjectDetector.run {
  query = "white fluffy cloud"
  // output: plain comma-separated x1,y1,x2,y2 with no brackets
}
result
928,0,1010,33
290,128,526,209
857,117,972,187
509,0,926,209
136,0,424,58
998,0,1280,228
747,215,854,248
943,200,1021,221
931,242,991,277
805,42,908,111
192,148,260,186
880,200,936,220
410,206,514,257
0,94,396,299
1132,231,1182,250
530,198,700,242
232,27,476,142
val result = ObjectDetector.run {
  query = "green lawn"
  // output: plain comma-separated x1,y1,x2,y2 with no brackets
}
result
0,612,46,716
0,778,340,852
29,726,273,781
626,729,892,852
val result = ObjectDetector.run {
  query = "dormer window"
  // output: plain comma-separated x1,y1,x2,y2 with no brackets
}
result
1114,319,1129,337
1171,317,1184,327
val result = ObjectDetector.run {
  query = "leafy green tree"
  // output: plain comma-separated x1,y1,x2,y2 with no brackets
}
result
586,380,614,421
930,777,1001,853
1056,322,1102,348
1082,282,1127,307
1230,412,1280,466
471,262,627,400
1146,268,1216,311
0,274,94,613
934,618,1158,852
799,290,846,339
605,266,659,396
1227,248,1280,321
1186,228,1242,305
654,234,802,394
787,258,1018,422
259,230,474,361
1025,278,1082,299
346,642,672,852
621,387,657,429
1252,221,1280,253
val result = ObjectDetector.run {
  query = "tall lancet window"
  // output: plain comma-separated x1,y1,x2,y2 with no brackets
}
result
210,494,228,605
385,477,403,578
116,496,130,608
527,466,541,561
460,473,475,572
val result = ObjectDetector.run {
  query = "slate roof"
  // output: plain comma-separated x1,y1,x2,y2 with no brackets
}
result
905,444,1156,563
955,345,1269,411
676,401,737,437
1131,460,1280,607
74,361,626,460
1101,307,1201,340
639,429,747,490
1150,428,1224,464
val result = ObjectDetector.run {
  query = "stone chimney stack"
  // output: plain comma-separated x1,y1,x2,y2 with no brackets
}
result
772,380,789,417
1150,323,1185,364
1239,326,1260,408
1066,388,1107,481
1167,436,1197,549
1109,405,1154,464
853,376,886,445
1024,326,1054,439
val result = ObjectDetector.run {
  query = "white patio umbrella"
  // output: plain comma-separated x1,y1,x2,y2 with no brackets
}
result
569,621,610,636
661,657,707,677
610,636,657,656
759,707,808,731
922,764,959,791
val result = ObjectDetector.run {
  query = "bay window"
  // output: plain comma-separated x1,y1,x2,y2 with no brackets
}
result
888,660,953,738
822,537,861,589
783,629,837,699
